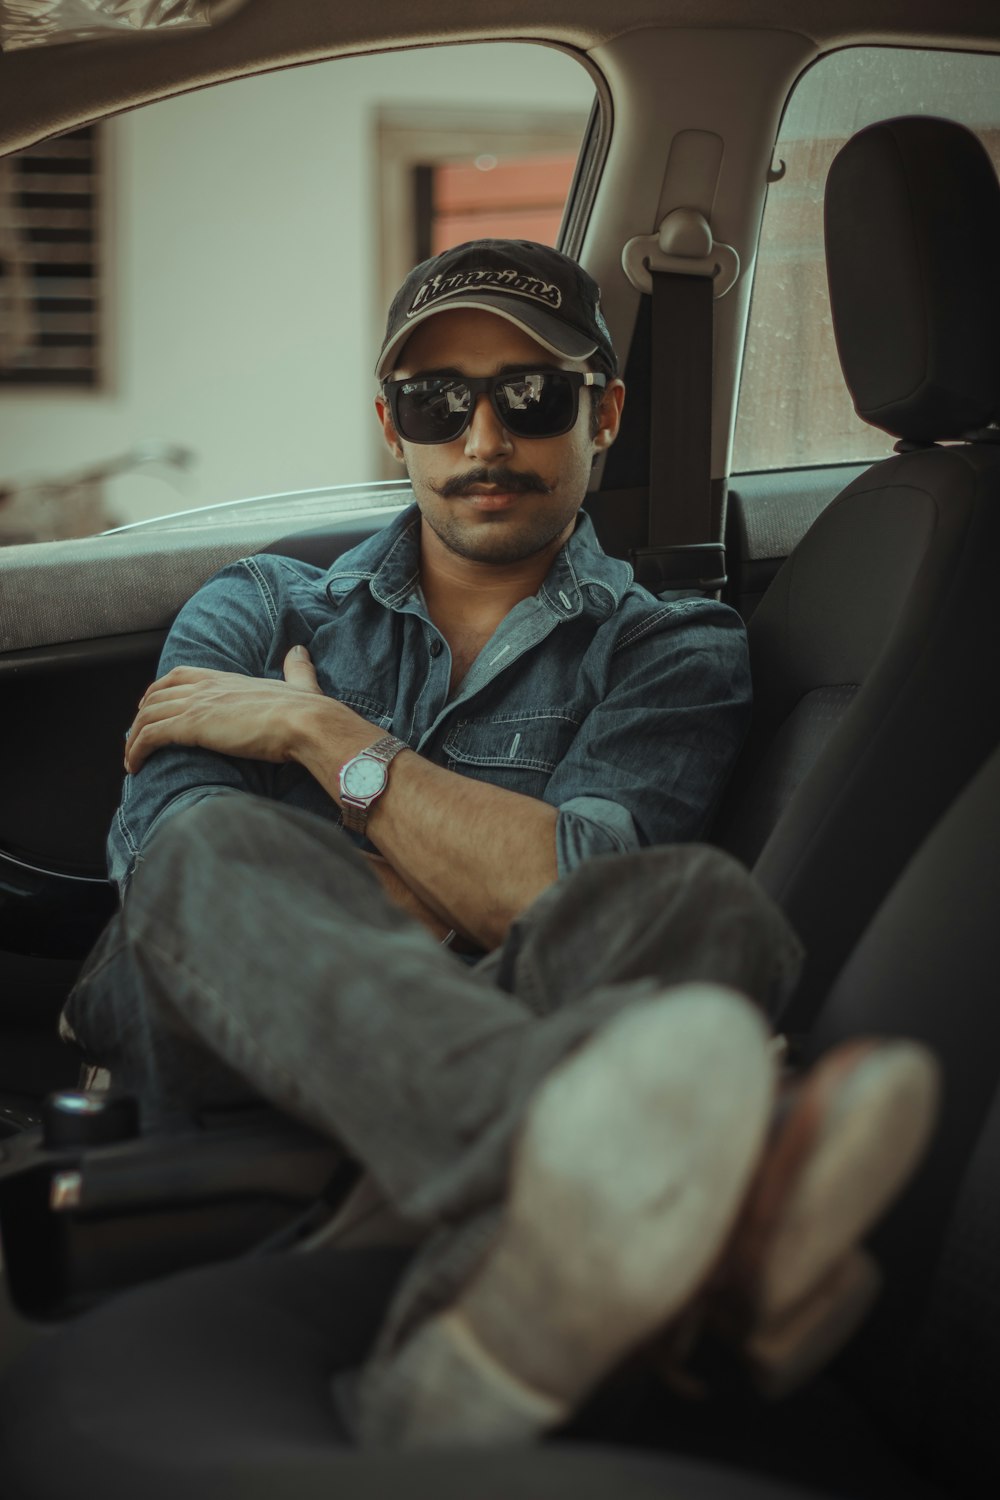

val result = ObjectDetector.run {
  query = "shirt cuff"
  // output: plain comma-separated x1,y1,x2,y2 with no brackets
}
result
555,796,641,876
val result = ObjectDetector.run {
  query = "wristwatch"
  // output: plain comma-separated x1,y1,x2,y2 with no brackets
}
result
338,734,408,835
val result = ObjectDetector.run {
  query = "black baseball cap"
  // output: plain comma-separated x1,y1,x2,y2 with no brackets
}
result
375,239,618,380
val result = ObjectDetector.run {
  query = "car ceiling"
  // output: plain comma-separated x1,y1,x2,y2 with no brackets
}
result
1,0,999,157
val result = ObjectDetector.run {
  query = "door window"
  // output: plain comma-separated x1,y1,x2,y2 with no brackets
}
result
733,48,1000,473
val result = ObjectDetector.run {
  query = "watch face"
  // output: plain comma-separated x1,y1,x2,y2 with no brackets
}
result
342,756,387,799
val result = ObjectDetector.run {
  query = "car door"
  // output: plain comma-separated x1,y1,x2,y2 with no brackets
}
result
0,39,601,1107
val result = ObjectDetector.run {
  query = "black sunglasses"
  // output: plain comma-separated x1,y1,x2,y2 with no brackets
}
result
383,369,607,445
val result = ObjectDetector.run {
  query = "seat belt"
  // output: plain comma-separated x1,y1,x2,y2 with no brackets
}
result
622,208,739,593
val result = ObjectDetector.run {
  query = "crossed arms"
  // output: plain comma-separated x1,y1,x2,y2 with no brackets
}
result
114,558,751,952
124,650,559,951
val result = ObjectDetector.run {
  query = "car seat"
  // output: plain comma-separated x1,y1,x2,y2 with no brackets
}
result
713,115,1000,1030
799,745,1000,1498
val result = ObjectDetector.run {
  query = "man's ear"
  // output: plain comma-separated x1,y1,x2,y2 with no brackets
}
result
593,378,626,452
375,392,406,464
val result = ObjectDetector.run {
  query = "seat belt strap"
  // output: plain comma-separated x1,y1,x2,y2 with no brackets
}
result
650,268,714,549
631,268,724,591
621,209,739,592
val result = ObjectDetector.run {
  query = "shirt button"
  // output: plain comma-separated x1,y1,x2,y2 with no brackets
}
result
429,639,443,658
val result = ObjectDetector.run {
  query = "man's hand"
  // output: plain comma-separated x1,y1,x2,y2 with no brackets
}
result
124,647,371,775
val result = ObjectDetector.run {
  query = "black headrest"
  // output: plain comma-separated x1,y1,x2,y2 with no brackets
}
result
825,115,1000,443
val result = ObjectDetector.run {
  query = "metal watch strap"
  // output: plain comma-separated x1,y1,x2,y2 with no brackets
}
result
339,734,408,834
364,733,408,765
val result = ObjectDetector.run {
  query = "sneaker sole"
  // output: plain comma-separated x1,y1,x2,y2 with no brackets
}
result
464,984,777,1406
754,1040,940,1323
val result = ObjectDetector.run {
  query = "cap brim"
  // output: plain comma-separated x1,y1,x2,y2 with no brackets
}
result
375,297,598,379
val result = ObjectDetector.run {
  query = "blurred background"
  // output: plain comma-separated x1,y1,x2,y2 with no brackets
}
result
0,43,593,541
1,42,998,544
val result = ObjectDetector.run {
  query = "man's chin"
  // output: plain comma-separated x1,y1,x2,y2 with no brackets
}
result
415,495,580,567
435,521,559,566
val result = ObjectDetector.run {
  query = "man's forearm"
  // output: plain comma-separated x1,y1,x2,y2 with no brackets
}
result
125,660,560,950
366,753,558,949
359,851,455,942
293,702,558,949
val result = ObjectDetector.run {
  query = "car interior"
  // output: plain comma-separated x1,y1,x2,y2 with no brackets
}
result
0,1,999,1496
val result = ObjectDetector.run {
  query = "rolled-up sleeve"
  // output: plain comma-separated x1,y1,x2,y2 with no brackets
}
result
555,795,641,871
549,598,751,876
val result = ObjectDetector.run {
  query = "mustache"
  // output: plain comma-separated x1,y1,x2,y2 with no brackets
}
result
432,466,553,499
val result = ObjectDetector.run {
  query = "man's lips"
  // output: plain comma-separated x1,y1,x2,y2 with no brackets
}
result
460,487,525,509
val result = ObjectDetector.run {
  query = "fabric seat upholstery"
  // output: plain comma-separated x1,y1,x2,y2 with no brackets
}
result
0,1246,838,1500
803,742,1000,1498
714,115,1000,1028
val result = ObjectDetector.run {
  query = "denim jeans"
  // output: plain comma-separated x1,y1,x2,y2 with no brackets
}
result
64,795,803,1434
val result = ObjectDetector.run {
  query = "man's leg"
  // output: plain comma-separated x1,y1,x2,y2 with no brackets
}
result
478,842,805,1022
66,794,542,1222
354,1004,939,1448
346,854,934,1445
66,797,806,1311
65,797,937,1448
70,798,784,1230
353,984,778,1445
67,798,806,1223
321,841,805,1249
349,841,805,1346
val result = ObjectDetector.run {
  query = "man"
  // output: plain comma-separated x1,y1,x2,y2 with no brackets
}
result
104,240,751,934
64,240,938,1448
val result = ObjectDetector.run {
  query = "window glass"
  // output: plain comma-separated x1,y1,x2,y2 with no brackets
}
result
734,48,1000,473
0,45,594,545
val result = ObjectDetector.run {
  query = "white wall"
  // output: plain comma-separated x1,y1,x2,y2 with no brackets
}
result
0,44,592,524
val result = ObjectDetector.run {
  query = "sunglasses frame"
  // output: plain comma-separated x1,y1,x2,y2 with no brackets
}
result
382,369,607,445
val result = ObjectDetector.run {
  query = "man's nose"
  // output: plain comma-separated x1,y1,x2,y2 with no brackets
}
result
463,393,513,461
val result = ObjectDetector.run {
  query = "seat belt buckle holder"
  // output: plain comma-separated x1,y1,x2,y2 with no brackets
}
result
630,542,727,593
622,209,740,298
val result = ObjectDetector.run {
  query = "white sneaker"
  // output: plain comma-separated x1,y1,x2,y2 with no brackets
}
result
361,984,776,1448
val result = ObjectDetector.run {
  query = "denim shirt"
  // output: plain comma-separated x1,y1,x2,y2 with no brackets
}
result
109,504,751,896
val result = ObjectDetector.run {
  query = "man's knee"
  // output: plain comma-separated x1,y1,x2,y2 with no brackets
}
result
148,791,280,854
514,841,803,1018
128,795,380,951
142,793,358,878
550,842,755,914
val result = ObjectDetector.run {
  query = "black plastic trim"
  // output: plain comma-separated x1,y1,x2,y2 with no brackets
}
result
0,630,166,678
0,849,115,960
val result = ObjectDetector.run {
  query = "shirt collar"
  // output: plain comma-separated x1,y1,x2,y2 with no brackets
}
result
323,504,421,607
540,508,633,619
323,501,633,618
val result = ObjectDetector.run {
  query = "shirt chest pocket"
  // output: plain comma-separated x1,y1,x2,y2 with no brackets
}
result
443,711,580,799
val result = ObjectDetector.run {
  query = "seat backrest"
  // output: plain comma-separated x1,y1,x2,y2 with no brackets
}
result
714,115,1000,1028
804,736,1000,1495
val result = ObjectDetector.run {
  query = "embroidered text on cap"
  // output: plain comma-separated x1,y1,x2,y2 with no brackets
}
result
408,267,563,318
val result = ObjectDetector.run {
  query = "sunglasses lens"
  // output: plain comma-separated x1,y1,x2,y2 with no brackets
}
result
395,377,472,443
496,373,577,437
392,371,583,443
